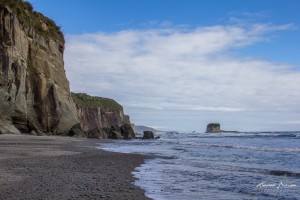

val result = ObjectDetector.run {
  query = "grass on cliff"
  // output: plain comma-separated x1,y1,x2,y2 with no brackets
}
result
71,93,123,111
0,0,64,43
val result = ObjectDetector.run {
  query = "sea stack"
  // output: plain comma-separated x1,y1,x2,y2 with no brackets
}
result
206,123,221,133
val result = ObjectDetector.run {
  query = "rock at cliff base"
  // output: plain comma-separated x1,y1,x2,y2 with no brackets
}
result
110,130,123,139
121,123,135,139
69,123,85,137
85,128,109,139
143,131,154,139
0,118,21,134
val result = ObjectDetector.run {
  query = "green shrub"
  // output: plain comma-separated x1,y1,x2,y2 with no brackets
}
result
0,0,64,43
71,93,123,111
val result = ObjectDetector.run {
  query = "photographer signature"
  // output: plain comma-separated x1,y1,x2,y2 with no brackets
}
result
257,181,297,189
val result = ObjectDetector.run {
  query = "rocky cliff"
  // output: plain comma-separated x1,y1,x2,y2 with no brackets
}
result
72,93,134,139
0,1,135,138
0,0,78,134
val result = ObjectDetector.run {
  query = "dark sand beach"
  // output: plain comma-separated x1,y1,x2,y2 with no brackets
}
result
0,135,151,200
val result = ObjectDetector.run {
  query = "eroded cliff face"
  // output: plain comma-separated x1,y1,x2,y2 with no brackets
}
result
72,93,134,139
0,4,78,134
77,107,130,132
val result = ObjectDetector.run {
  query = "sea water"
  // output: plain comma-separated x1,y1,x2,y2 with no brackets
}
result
99,132,300,200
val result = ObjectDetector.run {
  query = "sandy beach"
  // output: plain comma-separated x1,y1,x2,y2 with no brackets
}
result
0,134,151,200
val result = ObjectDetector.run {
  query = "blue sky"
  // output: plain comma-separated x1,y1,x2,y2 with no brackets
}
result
28,0,300,132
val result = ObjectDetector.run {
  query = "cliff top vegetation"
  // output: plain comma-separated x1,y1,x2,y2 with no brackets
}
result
0,0,64,42
71,93,123,111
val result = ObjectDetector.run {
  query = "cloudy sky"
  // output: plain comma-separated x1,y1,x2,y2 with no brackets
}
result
28,0,300,132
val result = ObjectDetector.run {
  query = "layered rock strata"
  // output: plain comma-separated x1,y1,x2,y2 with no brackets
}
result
72,93,135,139
0,1,134,138
0,1,78,134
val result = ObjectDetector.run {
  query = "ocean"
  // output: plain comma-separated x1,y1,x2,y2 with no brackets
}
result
99,131,300,200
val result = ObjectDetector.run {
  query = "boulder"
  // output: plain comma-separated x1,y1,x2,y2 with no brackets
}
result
86,129,101,139
143,131,154,139
0,118,21,134
86,128,110,139
108,125,121,139
69,123,85,137
30,130,38,135
110,130,123,139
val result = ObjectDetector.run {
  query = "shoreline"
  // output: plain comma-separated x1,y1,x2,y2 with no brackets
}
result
0,134,152,200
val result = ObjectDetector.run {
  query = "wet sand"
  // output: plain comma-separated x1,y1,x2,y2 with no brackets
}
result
0,134,151,200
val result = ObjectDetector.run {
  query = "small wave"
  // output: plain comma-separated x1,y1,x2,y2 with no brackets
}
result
195,143,300,153
195,163,300,178
171,147,188,152
187,132,300,139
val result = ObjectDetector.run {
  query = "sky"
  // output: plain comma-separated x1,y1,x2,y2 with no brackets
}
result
27,0,300,132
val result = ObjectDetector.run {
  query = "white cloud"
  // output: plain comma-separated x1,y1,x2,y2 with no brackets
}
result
65,23,300,131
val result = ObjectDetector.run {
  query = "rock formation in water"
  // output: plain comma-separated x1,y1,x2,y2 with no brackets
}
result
134,125,157,134
205,123,239,133
206,123,221,133
72,93,135,139
0,1,78,134
143,131,154,139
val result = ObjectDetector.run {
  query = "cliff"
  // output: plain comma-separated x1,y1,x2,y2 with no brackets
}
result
0,0,78,134
0,1,135,138
72,93,134,139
